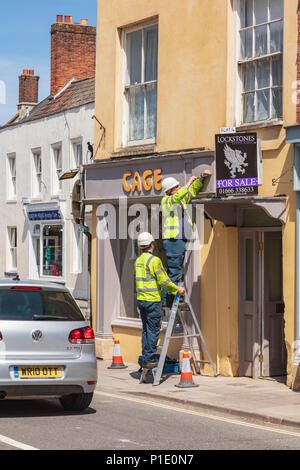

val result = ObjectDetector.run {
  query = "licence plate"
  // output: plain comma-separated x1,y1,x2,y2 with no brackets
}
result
14,366,62,379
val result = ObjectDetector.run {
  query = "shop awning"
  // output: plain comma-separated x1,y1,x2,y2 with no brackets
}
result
199,196,286,226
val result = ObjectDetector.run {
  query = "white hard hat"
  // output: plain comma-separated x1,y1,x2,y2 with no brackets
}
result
162,177,180,194
137,232,154,248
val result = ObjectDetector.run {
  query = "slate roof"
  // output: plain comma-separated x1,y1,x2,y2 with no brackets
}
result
1,76,95,129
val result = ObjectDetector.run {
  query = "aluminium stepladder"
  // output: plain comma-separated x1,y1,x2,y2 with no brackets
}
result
139,288,218,385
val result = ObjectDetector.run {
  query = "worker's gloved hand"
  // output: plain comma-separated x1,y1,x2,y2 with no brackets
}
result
199,170,212,182
177,287,185,297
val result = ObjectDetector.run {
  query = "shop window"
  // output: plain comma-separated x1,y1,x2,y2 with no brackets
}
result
7,227,17,271
123,22,158,146
238,0,283,123
42,225,63,277
119,210,167,319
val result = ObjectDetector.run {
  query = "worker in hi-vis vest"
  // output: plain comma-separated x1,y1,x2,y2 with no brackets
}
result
161,170,211,306
135,232,185,369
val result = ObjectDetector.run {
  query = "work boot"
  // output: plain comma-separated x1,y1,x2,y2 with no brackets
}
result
142,359,158,369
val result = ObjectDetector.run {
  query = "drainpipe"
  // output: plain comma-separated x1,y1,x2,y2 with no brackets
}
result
296,190,300,362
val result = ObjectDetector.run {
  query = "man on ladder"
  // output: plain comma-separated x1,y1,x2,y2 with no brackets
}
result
135,232,185,370
161,170,211,307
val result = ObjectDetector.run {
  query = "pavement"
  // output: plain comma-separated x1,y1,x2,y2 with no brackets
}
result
96,359,300,429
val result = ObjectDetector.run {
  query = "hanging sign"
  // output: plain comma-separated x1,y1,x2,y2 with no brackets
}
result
215,133,258,197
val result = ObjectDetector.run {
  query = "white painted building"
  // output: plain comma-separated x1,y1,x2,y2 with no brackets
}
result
0,75,95,318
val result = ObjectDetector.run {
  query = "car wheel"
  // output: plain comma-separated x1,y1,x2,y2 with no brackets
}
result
59,392,94,411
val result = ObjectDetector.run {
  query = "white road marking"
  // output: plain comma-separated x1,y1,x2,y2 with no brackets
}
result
95,390,300,439
0,433,38,450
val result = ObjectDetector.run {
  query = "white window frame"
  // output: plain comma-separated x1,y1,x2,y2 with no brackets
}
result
121,20,158,148
72,138,83,169
7,153,16,200
234,0,284,126
7,227,17,271
51,143,62,196
32,148,42,197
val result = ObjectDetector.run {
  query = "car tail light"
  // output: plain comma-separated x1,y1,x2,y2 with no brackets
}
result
69,327,95,344
11,286,42,290
0,332,2,341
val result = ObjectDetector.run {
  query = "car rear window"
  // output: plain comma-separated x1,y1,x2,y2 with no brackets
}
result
0,289,85,321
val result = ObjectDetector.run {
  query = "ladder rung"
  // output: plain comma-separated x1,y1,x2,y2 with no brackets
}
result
169,334,201,339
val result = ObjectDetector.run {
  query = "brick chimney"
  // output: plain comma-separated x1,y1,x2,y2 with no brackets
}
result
18,69,40,117
50,15,96,96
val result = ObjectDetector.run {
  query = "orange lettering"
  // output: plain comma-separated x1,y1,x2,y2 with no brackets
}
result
131,171,142,193
142,170,153,191
154,169,162,191
122,171,132,193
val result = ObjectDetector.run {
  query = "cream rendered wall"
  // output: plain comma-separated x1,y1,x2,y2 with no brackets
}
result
93,0,298,377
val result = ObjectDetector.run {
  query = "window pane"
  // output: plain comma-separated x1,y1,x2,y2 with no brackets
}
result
271,87,282,118
240,28,253,59
272,55,283,86
128,30,142,85
244,92,255,122
270,0,283,21
243,62,255,91
146,82,157,139
254,0,268,25
255,25,268,56
257,89,270,120
144,26,158,82
128,86,144,141
240,0,253,28
257,58,270,88
270,21,283,53
43,225,63,277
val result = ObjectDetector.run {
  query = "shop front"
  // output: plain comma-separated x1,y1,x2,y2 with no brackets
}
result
85,147,288,378
23,202,65,282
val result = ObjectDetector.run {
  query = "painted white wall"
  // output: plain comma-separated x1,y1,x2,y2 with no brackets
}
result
0,102,94,301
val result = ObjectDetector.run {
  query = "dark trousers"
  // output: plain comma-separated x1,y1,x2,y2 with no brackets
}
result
161,239,186,305
137,300,162,362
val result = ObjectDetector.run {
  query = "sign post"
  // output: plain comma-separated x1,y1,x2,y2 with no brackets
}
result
215,133,258,197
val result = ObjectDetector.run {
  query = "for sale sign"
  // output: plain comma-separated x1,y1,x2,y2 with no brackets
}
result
215,133,258,197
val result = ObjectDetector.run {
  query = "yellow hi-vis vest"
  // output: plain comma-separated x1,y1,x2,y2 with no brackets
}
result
135,251,178,302
161,179,203,239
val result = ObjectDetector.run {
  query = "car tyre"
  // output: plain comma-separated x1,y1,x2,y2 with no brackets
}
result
59,392,94,411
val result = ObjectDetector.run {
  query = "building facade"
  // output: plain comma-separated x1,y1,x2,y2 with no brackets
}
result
86,0,300,388
0,15,96,317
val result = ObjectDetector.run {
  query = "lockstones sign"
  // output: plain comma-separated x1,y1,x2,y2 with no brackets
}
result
215,133,258,197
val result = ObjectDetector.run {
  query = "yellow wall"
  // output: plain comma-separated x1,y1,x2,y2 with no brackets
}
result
92,0,298,381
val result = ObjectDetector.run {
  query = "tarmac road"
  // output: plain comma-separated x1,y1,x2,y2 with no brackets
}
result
0,390,300,451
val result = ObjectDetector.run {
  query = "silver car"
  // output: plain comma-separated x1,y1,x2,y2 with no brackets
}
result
0,279,97,411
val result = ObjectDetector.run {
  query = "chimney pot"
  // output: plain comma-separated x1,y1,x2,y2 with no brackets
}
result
29,70,34,76
56,15,63,23
64,15,73,24
81,19,88,25
23,69,29,75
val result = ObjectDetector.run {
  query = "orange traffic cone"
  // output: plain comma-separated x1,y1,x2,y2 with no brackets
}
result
175,351,199,388
108,337,128,369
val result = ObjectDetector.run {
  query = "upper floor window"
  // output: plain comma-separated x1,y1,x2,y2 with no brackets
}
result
32,149,42,197
7,153,16,200
52,144,62,195
72,140,83,169
238,0,283,124
123,22,158,146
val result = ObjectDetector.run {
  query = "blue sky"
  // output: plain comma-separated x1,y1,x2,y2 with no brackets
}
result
0,0,98,125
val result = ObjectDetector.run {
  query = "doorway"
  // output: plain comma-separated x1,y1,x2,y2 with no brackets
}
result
239,229,287,378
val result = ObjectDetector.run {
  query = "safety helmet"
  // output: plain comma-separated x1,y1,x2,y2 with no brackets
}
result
162,177,180,194
137,232,154,248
